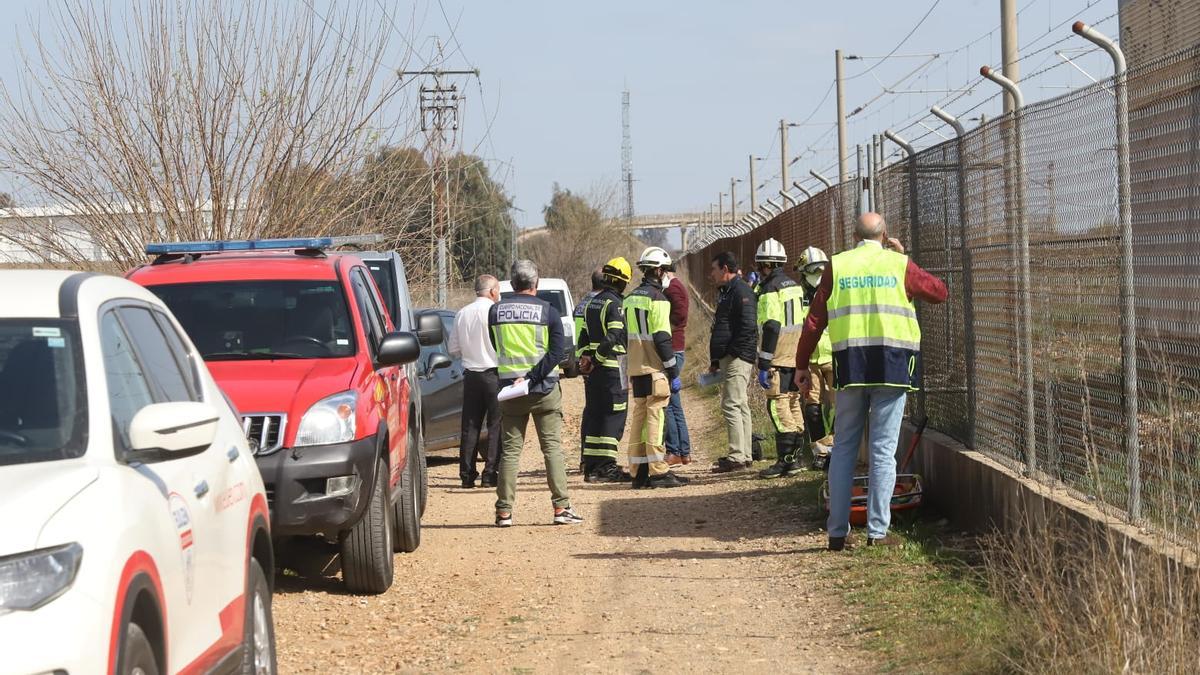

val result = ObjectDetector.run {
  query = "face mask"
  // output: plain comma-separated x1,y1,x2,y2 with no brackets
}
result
806,272,823,287
661,274,671,290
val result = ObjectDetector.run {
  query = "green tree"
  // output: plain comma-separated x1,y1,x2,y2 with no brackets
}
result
448,155,514,280
543,183,603,232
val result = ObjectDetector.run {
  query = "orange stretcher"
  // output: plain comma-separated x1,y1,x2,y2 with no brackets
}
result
820,416,927,526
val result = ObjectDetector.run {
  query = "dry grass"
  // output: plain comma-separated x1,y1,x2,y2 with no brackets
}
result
983,351,1200,673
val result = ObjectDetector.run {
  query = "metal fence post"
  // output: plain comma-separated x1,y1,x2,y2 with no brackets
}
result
981,65,1036,476
884,130,925,421
1073,21,1140,521
931,105,978,448
810,170,836,252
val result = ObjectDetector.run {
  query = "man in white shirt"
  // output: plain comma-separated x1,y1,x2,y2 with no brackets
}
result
449,274,502,488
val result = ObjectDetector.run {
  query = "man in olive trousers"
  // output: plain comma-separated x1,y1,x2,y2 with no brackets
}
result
490,259,582,527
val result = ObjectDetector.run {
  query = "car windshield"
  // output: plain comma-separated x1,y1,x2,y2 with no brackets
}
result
149,281,356,360
0,320,87,466
501,290,568,315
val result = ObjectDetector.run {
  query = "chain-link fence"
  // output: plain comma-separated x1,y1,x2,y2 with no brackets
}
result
684,43,1200,537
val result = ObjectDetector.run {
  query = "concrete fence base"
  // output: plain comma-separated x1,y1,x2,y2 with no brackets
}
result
900,423,1198,570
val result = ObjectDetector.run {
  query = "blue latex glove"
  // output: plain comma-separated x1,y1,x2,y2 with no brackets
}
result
670,377,682,393
758,369,771,389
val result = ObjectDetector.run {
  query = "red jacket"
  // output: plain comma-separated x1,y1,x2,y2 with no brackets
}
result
664,276,689,352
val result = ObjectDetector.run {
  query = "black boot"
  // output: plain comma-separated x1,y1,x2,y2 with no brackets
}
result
751,433,765,461
648,470,688,488
758,434,799,478
631,463,654,490
804,404,827,444
805,404,832,470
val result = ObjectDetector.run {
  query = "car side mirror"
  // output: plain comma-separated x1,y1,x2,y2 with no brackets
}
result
424,352,453,377
129,401,220,460
415,312,444,346
377,331,421,366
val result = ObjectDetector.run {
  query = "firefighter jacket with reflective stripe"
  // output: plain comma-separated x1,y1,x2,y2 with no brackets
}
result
578,288,627,369
573,290,598,358
488,294,565,394
826,243,921,390
756,268,807,368
622,278,678,378
803,283,834,365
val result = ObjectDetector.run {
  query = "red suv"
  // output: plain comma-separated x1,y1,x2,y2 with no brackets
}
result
127,238,439,594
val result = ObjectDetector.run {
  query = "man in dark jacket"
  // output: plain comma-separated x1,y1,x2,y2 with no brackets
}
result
707,251,758,472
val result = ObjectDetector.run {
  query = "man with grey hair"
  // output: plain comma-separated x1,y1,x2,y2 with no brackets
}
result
794,212,947,550
489,259,582,526
449,274,502,488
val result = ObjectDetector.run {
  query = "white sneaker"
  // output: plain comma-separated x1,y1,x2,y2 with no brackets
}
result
495,511,513,528
553,507,583,525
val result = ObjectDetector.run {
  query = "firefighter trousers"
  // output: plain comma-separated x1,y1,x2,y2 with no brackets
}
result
629,373,671,477
766,367,804,435
581,367,628,475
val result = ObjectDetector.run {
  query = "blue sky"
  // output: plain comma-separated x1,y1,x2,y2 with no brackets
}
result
0,0,1119,229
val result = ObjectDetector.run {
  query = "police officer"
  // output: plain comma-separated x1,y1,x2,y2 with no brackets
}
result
623,247,688,489
753,238,809,479
490,259,583,527
578,258,633,483
794,213,947,549
796,246,836,469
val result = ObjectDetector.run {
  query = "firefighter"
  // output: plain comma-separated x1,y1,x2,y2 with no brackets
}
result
797,246,836,469
573,268,606,470
623,247,688,489
754,238,809,479
578,258,633,483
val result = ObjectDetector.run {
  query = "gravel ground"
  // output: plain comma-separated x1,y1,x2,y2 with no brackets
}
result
273,380,871,673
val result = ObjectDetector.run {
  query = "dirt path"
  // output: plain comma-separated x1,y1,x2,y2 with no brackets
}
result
274,380,871,673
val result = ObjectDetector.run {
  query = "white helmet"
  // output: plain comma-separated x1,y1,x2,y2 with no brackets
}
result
797,246,829,273
637,246,672,269
755,238,787,265
797,246,829,287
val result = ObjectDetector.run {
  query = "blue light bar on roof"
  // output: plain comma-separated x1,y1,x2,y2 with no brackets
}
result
144,237,334,256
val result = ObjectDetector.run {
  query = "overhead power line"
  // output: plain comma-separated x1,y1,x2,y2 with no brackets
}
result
845,0,942,81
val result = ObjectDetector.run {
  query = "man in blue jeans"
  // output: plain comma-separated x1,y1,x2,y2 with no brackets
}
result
794,213,947,550
662,264,692,465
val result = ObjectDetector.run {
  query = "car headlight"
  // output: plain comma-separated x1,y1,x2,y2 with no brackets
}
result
0,543,82,613
295,390,357,446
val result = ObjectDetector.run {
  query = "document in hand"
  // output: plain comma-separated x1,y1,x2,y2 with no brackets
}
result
497,379,531,402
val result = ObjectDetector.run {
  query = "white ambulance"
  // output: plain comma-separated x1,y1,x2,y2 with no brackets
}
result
0,271,276,675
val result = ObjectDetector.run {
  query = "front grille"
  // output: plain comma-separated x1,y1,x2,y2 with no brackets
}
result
241,414,286,455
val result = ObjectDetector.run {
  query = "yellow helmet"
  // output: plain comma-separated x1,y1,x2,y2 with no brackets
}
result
602,257,632,284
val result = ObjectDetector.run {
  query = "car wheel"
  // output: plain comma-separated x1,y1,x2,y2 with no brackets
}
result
241,558,277,675
339,456,394,594
393,436,422,553
121,622,159,675
416,426,429,517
